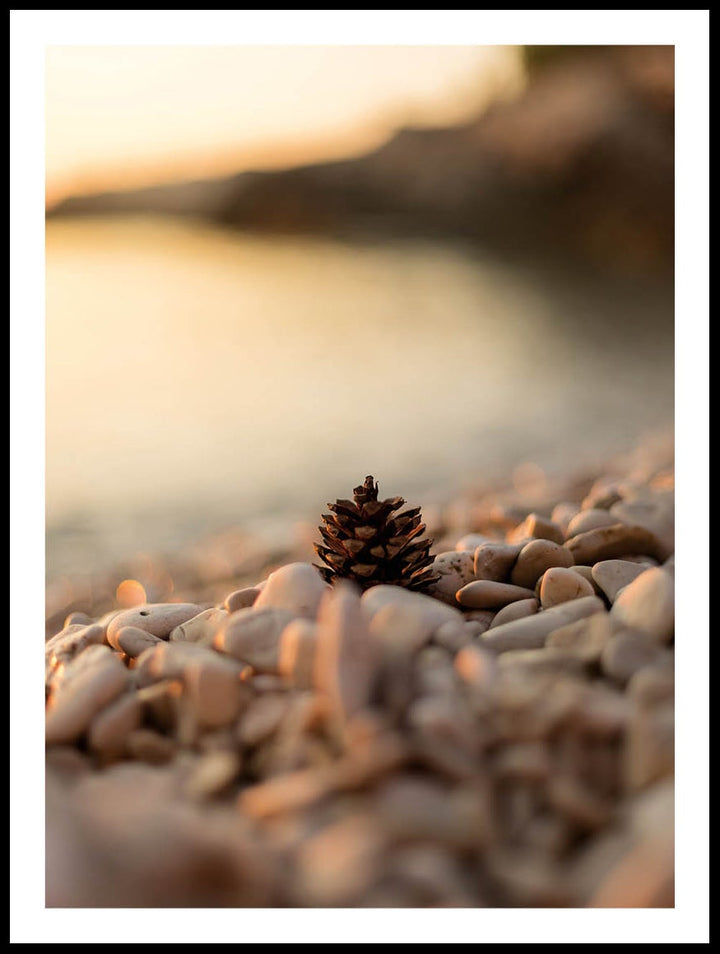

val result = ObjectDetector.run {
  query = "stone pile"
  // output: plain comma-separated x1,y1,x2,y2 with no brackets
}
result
45,442,674,907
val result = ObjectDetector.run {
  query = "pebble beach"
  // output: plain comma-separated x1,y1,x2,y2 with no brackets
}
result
45,433,675,908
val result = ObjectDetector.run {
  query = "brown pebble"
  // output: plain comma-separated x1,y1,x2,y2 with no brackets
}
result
569,565,605,597
489,599,539,629
480,596,606,653
566,508,621,537
456,580,536,610
473,542,523,582
426,550,476,606
511,540,574,589
539,566,595,608
566,524,665,565
508,513,564,546
591,560,653,603
611,568,674,644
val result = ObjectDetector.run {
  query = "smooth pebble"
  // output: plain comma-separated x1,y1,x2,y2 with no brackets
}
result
539,567,595,608
254,563,329,619
426,550,476,606
510,540,574,589
611,568,674,644
456,580,536,610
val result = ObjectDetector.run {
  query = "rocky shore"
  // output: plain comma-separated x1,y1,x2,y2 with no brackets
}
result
46,435,674,907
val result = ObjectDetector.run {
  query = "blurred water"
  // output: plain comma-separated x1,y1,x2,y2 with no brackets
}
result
45,216,673,578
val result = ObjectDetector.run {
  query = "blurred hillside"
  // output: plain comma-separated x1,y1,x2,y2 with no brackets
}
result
48,46,673,275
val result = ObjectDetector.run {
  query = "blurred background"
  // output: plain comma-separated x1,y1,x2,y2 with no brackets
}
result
45,44,674,587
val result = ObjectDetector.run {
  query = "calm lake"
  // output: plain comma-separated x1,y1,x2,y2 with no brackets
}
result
45,216,673,579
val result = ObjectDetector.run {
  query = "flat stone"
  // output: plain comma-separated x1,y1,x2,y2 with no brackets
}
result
508,513,564,546
214,607,296,671
426,550,476,606
223,587,261,613
254,562,329,619
539,566,595,608
315,582,379,722
489,598,539,629
473,542,523,582
480,596,606,653
510,539,574,589
46,654,129,745
456,580,536,610
611,568,674,644
592,560,653,603
115,626,163,658
361,584,462,631
107,603,203,645
169,607,228,644
278,618,317,688
565,524,665,565
566,508,621,537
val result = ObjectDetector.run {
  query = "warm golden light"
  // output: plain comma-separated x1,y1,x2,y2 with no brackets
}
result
115,579,147,607
45,45,525,206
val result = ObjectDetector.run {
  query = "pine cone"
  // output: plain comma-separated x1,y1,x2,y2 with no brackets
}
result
313,476,439,591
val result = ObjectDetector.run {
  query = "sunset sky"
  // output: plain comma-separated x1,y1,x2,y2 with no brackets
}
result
45,45,524,205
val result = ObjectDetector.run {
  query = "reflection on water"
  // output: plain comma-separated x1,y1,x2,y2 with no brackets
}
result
46,217,673,577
